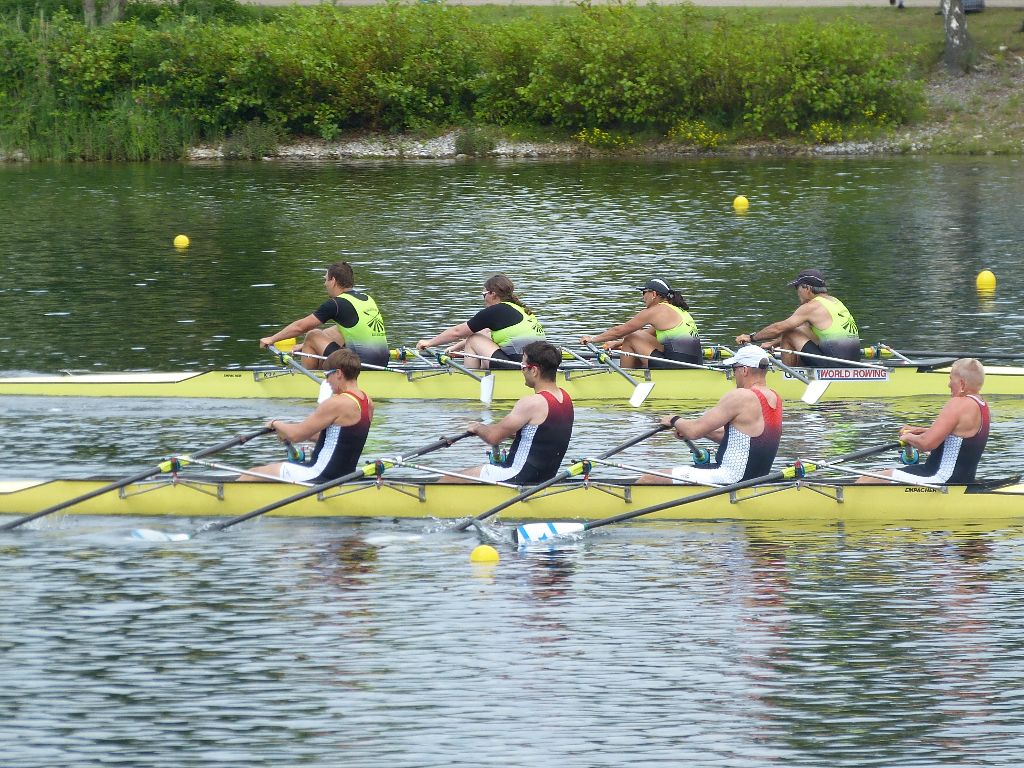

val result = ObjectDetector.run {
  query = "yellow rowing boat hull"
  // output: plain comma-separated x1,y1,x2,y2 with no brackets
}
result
1,364,1023,402
1,476,1021,523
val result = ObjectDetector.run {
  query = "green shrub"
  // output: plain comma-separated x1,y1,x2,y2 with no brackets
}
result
667,118,725,149
0,3,925,159
573,127,634,151
454,125,497,156
223,118,281,159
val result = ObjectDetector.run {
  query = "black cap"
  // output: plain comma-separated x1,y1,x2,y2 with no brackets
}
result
636,278,673,296
786,269,827,288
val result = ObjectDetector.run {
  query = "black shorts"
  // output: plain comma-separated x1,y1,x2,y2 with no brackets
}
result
648,349,701,370
799,340,861,368
322,341,389,368
491,348,523,364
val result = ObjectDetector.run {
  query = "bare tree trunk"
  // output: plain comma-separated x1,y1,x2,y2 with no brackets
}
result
940,0,970,73
100,0,127,25
82,0,96,28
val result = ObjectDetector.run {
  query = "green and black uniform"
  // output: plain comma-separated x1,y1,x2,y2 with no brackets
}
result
314,290,389,367
467,302,545,361
799,295,860,367
650,305,701,368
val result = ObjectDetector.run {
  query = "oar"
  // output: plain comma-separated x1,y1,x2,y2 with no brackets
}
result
611,349,722,373
772,348,887,371
203,431,473,533
761,351,828,405
1,427,274,531
584,342,655,407
864,346,1023,362
512,441,901,544
268,344,331,402
434,351,495,404
453,423,670,531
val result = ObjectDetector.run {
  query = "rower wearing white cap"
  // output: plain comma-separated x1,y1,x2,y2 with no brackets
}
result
580,277,701,369
735,268,861,367
641,345,783,485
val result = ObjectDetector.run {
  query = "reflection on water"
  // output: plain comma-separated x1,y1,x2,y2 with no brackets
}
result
3,157,1024,767
4,516,1024,766
1,157,1023,371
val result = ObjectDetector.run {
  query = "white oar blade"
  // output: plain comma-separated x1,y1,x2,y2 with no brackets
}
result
318,380,333,403
513,521,585,546
801,380,830,405
480,373,495,404
130,528,190,542
629,382,656,407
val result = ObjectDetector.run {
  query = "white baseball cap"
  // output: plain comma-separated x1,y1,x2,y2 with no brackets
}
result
721,345,771,369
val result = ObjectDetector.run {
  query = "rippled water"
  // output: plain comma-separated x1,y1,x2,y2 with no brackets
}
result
3,157,1024,767
5,520,1024,767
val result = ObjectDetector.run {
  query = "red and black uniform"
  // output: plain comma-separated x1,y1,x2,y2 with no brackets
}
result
480,389,574,484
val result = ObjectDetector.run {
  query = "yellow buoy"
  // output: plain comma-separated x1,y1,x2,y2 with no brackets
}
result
732,195,749,211
976,269,996,291
470,544,500,564
173,234,190,249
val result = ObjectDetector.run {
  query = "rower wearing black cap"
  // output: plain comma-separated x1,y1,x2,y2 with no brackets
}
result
580,277,701,369
736,268,861,367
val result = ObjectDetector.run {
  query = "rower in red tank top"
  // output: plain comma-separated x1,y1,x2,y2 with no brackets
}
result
445,341,574,484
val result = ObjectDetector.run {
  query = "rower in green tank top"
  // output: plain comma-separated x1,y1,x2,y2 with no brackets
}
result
735,268,861,368
416,274,546,369
581,277,702,369
259,261,390,368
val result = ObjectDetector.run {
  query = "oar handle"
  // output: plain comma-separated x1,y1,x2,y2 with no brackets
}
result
269,344,323,385
584,342,640,386
207,431,474,532
1,426,275,531
456,424,670,530
582,440,901,532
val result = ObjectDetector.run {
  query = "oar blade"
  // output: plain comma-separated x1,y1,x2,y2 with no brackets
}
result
512,521,585,546
629,381,656,407
479,373,495,404
801,380,830,405
130,528,191,542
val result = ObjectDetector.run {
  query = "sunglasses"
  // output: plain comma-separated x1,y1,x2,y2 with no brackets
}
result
520,361,537,370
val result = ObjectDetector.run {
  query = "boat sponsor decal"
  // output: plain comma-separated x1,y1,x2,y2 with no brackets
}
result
903,487,941,493
813,368,890,382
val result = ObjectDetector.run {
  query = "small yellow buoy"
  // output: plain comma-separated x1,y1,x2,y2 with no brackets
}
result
470,544,500,564
976,269,996,292
174,234,190,249
732,195,749,212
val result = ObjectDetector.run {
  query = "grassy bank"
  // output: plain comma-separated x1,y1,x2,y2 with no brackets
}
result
0,1,1021,161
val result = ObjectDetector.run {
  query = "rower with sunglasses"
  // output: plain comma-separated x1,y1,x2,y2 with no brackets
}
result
580,277,701,369
444,341,574,484
240,348,374,483
415,273,546,369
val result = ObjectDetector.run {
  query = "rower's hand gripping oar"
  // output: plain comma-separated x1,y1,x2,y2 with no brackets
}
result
453,424,670,532
435,351,495,404
2,427,274,531
268,344,332,403
583,342,655,407
513,441,902,545
203,431,474,533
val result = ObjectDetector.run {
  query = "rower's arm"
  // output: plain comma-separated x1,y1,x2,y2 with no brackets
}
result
899,401,962,452
261,313,322,348
664,391,744,444
269,397,354,443
582,309,654,344
469,397,538,445
738,304,815,345
418,322,473,350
